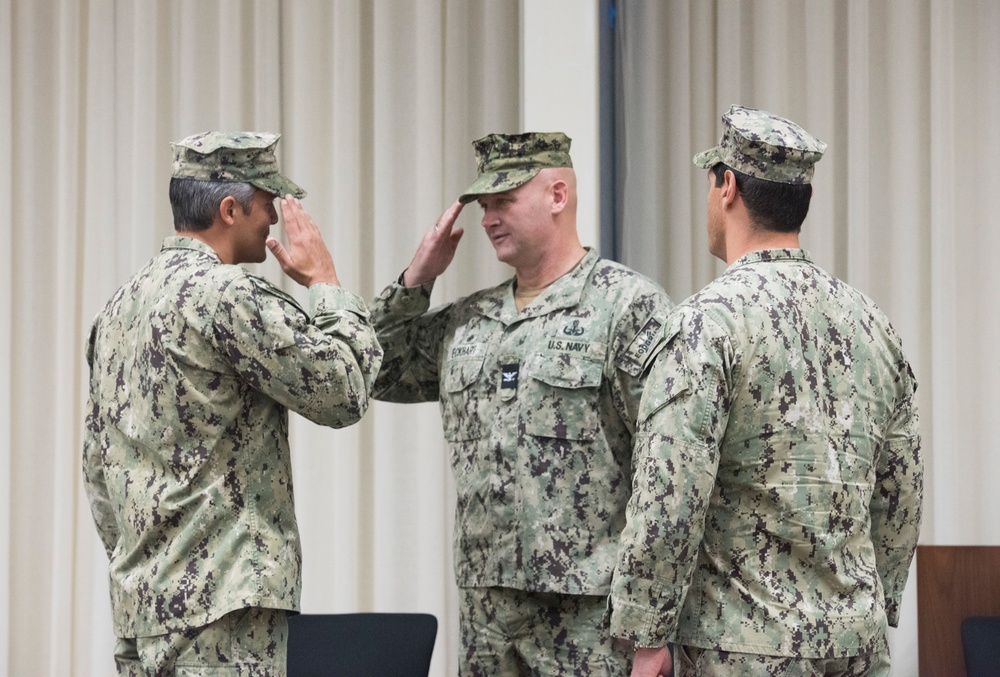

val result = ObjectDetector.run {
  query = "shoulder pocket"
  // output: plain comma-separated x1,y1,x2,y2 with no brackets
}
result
637,326,690,424
617,314,668,378
247,275,307,351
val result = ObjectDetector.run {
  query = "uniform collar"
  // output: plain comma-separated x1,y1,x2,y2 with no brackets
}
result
727,248,813,271
160,235,223,262
475,248,600,325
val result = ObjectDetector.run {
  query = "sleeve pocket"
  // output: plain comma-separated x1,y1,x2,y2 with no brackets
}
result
249,276,308,351
637,328,690,424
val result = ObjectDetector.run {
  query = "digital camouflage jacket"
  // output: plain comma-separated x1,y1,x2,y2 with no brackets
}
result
610,249,922,658
84,236,382,637
371,249,673,594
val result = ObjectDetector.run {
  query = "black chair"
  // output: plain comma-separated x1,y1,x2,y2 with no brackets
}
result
961,616,1000,677
287,612,437,677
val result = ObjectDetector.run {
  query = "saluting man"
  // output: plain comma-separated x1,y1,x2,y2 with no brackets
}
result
84,132,382,676
370,132,674,675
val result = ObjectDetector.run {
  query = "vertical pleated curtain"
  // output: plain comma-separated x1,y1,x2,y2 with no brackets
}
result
615,2,1000,675
0,1,518,675
4,1,1000,676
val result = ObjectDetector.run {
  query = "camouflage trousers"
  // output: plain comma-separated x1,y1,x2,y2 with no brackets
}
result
114,607,288,677
676,645,891,677
459,586,632,677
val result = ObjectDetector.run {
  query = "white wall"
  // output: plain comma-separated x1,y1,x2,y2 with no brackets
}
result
520,0,600,250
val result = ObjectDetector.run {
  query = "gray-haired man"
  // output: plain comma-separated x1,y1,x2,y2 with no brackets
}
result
84,132,382,675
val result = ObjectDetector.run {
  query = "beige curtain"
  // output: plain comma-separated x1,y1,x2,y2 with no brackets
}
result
1,1,518,675
5,1,998,676
616,1,1000,675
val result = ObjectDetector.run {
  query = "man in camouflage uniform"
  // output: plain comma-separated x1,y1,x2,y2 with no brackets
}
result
83,131,382,676
370,132,673,675
609,106,923,676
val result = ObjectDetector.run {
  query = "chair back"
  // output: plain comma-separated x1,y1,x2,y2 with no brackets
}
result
961,616,1000,677
287,612,437,677
917,546,1000,676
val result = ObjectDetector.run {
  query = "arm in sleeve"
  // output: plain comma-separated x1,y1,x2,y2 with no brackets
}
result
870,359,923,627
610,310,730,646
368,276,454,403
611,285,674,432
81,321,119,559
212,275,383,428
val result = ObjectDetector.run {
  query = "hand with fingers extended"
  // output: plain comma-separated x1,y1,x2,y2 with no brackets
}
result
402,200,466,288
267,196,341,287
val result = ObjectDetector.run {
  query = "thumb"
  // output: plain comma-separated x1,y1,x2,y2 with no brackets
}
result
266,237,292,270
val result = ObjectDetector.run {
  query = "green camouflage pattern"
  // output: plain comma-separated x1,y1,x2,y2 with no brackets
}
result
693,106,827,184
458,132,573,203
675,645,890,677
459,587,631,676
84,236,382,638
371,249,673,595
610,249,923,658
171,131,307,198
114,607,288,676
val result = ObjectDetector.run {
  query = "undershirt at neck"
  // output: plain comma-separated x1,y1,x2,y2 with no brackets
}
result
513,280,553,312
513,250,588,312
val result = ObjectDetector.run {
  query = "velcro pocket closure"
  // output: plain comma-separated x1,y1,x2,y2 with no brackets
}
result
523,354,604,440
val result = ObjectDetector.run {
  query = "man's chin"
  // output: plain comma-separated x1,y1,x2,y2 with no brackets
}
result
492,244,514,265
239,248,267,265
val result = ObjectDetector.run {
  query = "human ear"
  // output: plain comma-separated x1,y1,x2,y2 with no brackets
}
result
722,170,738,207
550,179,569,214
218,196,239,226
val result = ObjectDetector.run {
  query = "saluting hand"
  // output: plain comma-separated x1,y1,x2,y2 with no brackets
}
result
267,196,341,287
402,200,465,287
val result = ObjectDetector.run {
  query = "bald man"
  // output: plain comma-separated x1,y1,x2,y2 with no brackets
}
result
370,132,673,676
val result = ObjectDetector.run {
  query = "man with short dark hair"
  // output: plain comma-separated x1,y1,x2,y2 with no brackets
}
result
83,131,382,676
609,106,923,676
370,132,673,675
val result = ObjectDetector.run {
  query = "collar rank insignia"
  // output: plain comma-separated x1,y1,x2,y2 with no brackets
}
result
500,363,519,389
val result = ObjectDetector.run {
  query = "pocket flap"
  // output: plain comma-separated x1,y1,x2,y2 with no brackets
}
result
530,354,603,389
443,356,485,393
638,326,690,423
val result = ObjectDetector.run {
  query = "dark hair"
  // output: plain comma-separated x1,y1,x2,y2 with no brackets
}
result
169,178,257,231
712,163,812,233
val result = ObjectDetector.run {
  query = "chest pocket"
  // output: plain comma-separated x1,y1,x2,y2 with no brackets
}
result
522,354,604,441
441,356,486,442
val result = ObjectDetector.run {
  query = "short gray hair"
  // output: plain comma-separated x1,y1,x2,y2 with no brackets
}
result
169,177,258,232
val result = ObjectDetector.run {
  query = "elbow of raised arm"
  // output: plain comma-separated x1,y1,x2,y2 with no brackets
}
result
308,355,380,429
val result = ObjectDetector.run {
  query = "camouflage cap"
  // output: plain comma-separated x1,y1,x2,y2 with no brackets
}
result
170,131,306,198
458,132,573,204
693,105,827,184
